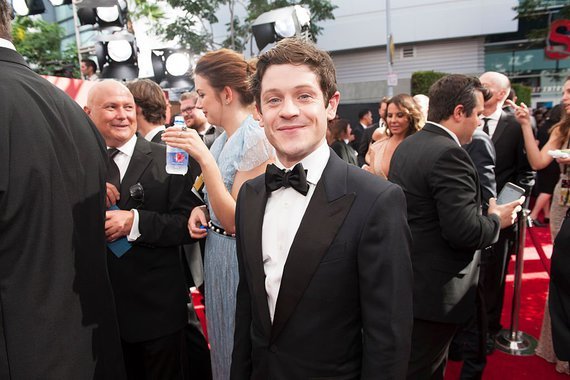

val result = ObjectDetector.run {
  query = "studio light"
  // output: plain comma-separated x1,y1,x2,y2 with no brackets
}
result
95,33,138,80
13,0,45,16
251,5,311,51
77,3,126,29
151,49,193,89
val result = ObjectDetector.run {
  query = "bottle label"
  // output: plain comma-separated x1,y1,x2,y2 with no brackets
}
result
167,149,188,166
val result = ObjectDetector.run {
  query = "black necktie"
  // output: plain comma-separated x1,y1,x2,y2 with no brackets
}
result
107,148,121,190
265,163,309,196
482,117,491,136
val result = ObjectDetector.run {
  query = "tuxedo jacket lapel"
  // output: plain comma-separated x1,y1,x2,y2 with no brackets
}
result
241,181,273,337
270,153,355,343
119,137,152,210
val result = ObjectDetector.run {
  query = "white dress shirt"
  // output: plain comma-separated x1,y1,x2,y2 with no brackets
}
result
429,121,461,146
109,135,141,241
0,38,16,50
481,107,502,138
261,141,330,321
144,125,166,142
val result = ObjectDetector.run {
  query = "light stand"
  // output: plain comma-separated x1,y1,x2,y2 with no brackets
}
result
495,208,538,356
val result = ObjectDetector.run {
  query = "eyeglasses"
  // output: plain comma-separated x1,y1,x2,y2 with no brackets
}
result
180,106,196,114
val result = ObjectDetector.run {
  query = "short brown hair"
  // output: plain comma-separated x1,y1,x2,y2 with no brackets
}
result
385,94,424,137
0,0,12,41
250,38,338,110
328,118,350,141
194,49,256,106
126,79,167,125
427,74,490,123
180,91,198,103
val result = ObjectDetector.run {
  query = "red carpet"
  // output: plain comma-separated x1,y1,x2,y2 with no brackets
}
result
446,224,569,379
191,224,568,378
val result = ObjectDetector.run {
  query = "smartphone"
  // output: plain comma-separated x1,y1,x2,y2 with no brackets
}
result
497,182,525,205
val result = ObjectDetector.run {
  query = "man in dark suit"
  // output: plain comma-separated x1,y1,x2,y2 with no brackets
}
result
85,80,201,380
125,78,212,379
388,74,523,379
358,97,388,166
349,108,372,154
479,72,535,347
0,3,125,378
231,38,414,380
180,91,222,149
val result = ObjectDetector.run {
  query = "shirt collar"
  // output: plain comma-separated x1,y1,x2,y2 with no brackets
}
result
274,140,330,186
483,107,502,122
429,121,461,146
0,38,16,51
144,125,166,142
110,134,137,157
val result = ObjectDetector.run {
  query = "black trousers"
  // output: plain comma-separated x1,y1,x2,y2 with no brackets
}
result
122,329,188,380
407,319,459,380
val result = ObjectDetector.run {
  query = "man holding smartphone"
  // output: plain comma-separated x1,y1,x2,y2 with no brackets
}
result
389,74,524,379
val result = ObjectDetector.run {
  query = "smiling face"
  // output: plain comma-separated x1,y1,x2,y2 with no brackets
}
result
85,81,136,148
258,64,340,168
386,103,411,137
194,74,224,127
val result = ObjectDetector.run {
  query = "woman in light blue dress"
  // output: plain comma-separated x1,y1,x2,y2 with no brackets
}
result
163,49,273,379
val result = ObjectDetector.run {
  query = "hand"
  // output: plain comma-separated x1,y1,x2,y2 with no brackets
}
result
556,156,570,165
488,196,525,229
188,206,209,239
105,209,134,242
105,182,120,208
162,126,211,164
505,100,531,127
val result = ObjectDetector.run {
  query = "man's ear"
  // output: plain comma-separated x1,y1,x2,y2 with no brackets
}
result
452,104,464,122
83,105,91,115
255,103,264,127
326,91,341,121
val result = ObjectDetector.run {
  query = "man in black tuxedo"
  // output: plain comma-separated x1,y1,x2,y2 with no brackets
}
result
231,38,414,380
125,78,212,379
349,107,372,154
0,3,125,378
389,74,523,379
479,72,535,346
85,80,201,380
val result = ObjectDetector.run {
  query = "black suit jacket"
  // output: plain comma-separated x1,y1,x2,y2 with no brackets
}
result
358,123,380,166
492,111,534,195
464,129,497,214
107,137,201,342
389,123,501,324
331,140,358,166
231,151,413,380
0,47,125,379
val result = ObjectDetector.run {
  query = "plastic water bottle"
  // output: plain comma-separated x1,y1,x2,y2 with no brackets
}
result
166,116,189,175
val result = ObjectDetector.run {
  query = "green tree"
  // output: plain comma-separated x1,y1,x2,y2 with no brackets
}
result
12,16,79,77
159,0,336,53
411,71,448,96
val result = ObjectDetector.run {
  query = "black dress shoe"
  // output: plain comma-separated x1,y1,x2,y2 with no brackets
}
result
532,219,546,227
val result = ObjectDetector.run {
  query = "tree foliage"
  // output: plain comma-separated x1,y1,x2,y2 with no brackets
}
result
12,16,79,77
158,0,336,53
411,71,448,96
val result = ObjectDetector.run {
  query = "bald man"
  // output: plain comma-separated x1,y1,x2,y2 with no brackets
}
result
85,80,202,380
478,72,534,353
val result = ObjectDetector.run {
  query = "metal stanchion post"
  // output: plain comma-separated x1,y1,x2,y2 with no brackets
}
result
495,208,538,355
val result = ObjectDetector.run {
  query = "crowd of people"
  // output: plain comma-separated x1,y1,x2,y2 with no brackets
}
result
2,0,570,378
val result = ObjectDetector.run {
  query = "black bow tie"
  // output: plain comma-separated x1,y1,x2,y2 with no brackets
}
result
265,163,309,196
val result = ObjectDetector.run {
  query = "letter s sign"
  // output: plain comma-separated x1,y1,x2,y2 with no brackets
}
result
545,19,570,60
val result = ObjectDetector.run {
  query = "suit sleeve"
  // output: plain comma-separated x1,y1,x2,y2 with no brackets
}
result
359,184,413,379
136,170,200,247
430,147,500,251
464,133,497,214
231,185,253,379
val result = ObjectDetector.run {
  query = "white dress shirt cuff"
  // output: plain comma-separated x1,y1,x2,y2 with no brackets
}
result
127,209,141,241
